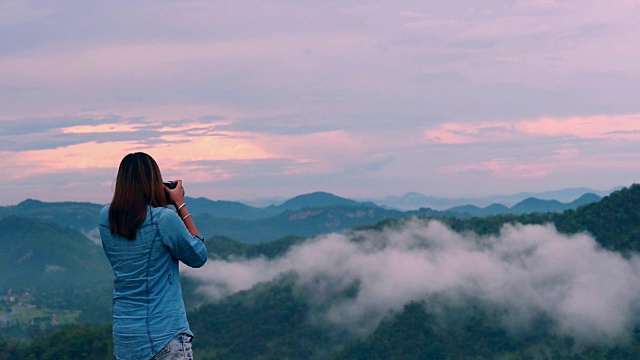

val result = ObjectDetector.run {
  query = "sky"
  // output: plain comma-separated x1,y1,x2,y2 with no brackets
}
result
1,0,640,205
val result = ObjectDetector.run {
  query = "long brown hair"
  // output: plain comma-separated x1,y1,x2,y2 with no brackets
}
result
109,152,168,240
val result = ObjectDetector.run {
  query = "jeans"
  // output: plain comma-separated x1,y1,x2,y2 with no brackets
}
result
150,333,194,360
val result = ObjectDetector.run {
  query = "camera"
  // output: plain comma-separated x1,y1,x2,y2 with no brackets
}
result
163,181,177,189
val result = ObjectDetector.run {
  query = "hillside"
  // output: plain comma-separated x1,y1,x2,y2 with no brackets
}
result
554,184,640,252
5,184,640,359
186,197,280,219
0,216,111,291
0,199,103,233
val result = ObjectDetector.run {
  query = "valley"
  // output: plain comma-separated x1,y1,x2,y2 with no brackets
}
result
1,185,638,359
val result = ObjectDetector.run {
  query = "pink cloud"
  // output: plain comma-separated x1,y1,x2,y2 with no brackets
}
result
428,113,640,181
519,115,640,139
4,116,407,193
424,121,518,144
425,113,640,145
6,119,276,184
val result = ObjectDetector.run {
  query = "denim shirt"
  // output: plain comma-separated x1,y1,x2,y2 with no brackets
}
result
99,205,207,360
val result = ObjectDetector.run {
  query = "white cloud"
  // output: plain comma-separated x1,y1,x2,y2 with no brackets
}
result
185,219,640,343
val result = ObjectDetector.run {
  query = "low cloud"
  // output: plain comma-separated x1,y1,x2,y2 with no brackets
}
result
184,219,640,343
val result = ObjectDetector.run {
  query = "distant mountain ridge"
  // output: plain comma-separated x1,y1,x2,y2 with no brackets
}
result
195,204,410,243
187,192,377,220
271,191,376,211
367,186,620,210
446,193,602,217
0,190,605,243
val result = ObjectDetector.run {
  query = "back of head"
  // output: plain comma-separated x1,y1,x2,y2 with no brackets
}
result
109,152,168,240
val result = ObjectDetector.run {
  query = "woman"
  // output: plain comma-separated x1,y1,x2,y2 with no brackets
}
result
99,152,208,360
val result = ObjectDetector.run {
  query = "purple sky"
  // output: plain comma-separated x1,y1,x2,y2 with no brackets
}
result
1,0,639,205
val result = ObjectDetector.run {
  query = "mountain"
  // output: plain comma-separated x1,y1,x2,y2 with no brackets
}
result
371,192,478,211
231,195,288,208
572,192,603,205
187,192,603,243
199,185,637,265
510,197,565,214
483,203,511,215
507,186,622,203
187,184,640,359
0,216,111,291
186,197,279,220
0,191,604,245
0,199,103,233
270,191,376,211
510,193,603,214
157,193,378,220
370,187,620,210
554,184,640,252
8,185,640,359
186,192,375,220
195,204,410,243
446,193,601,217
445,204,509,217
144,183,640,358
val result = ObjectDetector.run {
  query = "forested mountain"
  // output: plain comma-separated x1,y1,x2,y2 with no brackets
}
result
554,183,640,253
273,192,377,211
194,205,412,242
0,199,103,233
1,190,601,223
182,184,640,359
2,185,638,359
445,192,601,217
0,216,111,291
441,184,640,253
0,191,602,245
185,197,279,219
193,193,604,243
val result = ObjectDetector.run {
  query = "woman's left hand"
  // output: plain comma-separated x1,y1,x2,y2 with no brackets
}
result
165,179,185,206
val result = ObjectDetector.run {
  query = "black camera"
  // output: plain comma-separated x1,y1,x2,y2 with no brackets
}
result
163,181,177,189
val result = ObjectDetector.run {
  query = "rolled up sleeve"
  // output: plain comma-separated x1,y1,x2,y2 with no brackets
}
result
159,210,208,268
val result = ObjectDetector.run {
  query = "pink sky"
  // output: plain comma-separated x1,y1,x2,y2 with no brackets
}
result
1,0,639,205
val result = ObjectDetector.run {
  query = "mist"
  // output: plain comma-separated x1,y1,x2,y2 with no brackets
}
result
183,219,640,343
